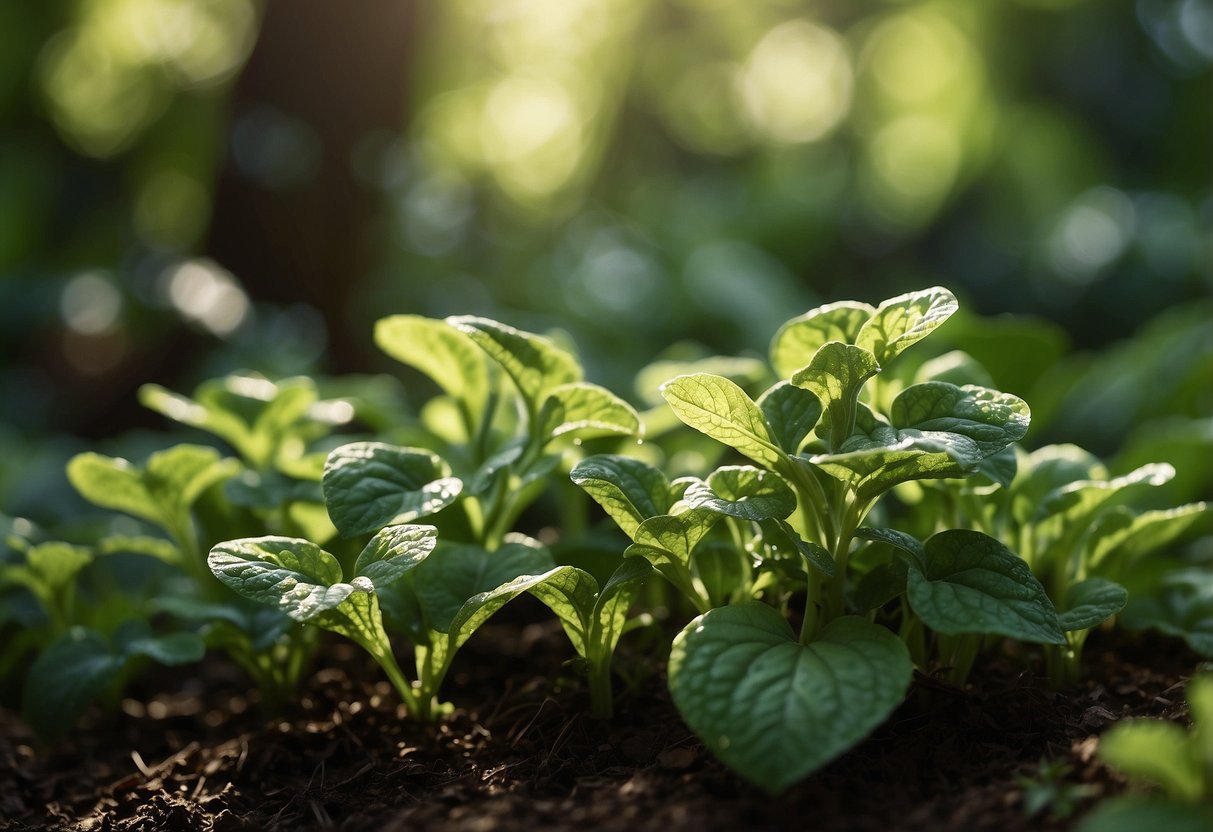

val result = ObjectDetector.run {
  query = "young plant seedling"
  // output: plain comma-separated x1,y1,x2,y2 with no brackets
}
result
1075,672,1213,832
581,288,1062,792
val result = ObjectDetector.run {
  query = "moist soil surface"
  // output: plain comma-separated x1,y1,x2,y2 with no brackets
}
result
1,602,1203,832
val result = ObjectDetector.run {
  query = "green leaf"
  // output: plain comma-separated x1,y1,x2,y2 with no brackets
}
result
668,605,911,793
682,466,796,521
756,382,822,454
527,566,598,657
1121,567,1213,657
758,518,835,577
207,536,350,620
791,342,881,451
1076,797,1213,832
854,286,958,365
660,373,786,470
890,382,1030,457
446,315,582,405
413,536,555,633
570,455,671,540
1058,578,1128,632
906,530,1064,644
769,301,874,379
25,543,92,590
853,527,925,561
538,382,641,441
352,524,440,586
323,442,463,537
1087,503,1212,574
23,623,204,740
853,560,909,612
96,534,180,565
809,428,982,502
23,629,125,739
636,355,770,407
374,314,489,412
445,565,570,653
1009,444,1106,526
67,446,237,536
1099,720,1203,801
626,509,723,601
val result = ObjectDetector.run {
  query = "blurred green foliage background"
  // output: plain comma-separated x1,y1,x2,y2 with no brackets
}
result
1,0,1210,521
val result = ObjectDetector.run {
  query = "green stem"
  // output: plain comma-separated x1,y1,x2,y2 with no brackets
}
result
823,498,865,623
368,641,421,715
586,651,615,719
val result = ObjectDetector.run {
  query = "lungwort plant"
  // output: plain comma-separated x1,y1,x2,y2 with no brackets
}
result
574,287,1067,792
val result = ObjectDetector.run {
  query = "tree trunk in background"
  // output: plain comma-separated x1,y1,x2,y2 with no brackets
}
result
206,0,417,372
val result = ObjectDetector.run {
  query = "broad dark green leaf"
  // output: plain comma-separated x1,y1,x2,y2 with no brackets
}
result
661,373,786,469
1058,578,1128,632
207,536,351,620
446,315,582,405
853,527,925,561
413,536,555,633
890,382,1030,457
323,442,463,537
668,605,911,793
681,466,796,521
853,560,909,611
1121,567,1213,657
757,382,822,454
791,343,880,451
538,382,641,441
374,314,488,412
769,301,874,379
570,455,671,540
906,530,1064,644
854,286,958,365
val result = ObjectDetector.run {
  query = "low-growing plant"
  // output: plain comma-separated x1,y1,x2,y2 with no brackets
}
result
574,287,1067,791
1075,671,1213,832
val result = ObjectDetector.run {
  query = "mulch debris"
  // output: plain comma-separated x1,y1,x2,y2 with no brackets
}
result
1,617,1203,832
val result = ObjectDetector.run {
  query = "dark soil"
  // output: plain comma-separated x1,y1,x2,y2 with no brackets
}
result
1,609,1204,832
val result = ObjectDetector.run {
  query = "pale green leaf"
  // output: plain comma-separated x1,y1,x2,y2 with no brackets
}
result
374,314,488,411
668,605,911,793
681,466,796,521
538,382,641,441
323,442,463,537
769,301,874,379
446,315,582,405
660,373,785,469
1099,720,1203,801
26,543,92,590
791,342,881,451
353,524,440,586
1088,502,1212,574
854,286,958,365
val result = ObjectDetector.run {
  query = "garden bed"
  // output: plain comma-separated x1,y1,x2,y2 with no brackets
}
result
2,613,1199,832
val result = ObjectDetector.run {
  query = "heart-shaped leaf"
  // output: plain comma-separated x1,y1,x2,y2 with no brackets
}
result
1058,578,1128,632
661,373,786,470
668,604,911,793
570,455,671,540
791,342,881,452
682,466,796,521
769,301,875,379
538,382,641,441
906,530,1064,644
323,442,463,537
854,286,958,365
